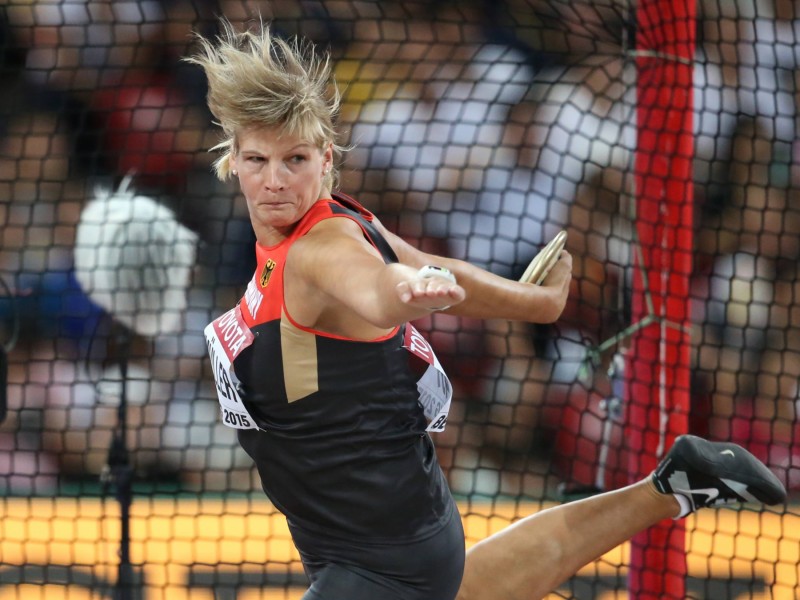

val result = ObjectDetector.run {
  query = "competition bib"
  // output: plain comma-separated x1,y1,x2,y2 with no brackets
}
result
204,305,259,430
403,324,452,432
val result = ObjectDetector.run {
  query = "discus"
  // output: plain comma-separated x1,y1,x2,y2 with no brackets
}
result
519,230,568,285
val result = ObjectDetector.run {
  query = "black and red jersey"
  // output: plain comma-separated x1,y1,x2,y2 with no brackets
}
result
212,193,454,543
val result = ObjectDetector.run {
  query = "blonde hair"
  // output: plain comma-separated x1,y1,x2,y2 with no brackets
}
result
186,19,343,185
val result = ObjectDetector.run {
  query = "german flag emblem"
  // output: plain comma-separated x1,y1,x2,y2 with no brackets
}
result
260,258,277,287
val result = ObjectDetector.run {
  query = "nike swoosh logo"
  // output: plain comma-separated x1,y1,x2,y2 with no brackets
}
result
720,449,735,457
676,487,720,502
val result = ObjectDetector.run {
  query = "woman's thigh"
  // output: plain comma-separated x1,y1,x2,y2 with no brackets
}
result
301,562,409,600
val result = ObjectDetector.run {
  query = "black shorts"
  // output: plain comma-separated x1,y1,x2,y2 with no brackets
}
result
292,505,465,600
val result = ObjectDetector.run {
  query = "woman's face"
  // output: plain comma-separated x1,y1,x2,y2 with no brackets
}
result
231,126,332,243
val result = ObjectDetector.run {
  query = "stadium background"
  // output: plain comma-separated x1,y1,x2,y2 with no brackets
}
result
1,0,799,598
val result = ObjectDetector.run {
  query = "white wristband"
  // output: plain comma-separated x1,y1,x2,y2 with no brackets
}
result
416,265,456,311
417,265,457,284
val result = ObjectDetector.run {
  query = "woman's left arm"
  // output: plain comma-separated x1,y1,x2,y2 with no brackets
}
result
376,220,572,324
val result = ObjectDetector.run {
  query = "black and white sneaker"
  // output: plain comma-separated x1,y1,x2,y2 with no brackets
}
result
652,434,787,518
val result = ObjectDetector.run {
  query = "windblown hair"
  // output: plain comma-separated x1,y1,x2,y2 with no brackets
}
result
186,19,343,184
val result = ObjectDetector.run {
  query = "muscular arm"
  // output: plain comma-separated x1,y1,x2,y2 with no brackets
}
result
287,213,570,338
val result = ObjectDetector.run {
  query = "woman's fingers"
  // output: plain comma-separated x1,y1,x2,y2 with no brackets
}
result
396,277,465,309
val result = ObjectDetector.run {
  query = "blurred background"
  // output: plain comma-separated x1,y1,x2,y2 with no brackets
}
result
1,0,799,598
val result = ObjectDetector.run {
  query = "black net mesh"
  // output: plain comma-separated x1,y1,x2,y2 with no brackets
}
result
0,0,798,598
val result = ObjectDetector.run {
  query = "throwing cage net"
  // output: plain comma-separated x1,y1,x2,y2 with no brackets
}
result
1,0,798,598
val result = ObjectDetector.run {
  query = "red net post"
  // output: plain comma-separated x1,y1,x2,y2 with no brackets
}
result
629,0,696,598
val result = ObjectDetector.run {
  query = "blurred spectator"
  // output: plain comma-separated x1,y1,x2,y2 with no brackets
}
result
4,0,216,191
0,1,251,492
0,109,96,493
691,0,800,473
343,5,535,237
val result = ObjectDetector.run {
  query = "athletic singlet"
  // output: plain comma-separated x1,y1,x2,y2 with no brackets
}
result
204,193,455,543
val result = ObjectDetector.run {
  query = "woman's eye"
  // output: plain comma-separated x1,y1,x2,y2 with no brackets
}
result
246,156,264,162
289,155,306,163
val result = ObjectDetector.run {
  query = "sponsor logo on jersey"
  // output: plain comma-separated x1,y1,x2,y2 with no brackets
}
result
244,277,264,318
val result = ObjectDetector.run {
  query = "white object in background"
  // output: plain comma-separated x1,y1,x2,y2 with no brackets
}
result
74,177,198,337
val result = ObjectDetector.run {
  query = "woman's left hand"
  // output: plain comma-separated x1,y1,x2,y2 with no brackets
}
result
396,273,466,313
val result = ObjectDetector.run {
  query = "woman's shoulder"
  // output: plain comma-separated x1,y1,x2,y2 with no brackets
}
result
295,194,372,229
298,210,366,246
330,191,372,213
294,196,366,234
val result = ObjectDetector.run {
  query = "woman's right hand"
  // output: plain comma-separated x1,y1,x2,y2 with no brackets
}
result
537,250,573,321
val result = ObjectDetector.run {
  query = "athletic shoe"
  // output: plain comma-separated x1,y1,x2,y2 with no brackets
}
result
652,434,787,516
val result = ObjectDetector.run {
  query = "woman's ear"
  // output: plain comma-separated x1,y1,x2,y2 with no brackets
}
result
227,137,240,177
228,152,238,175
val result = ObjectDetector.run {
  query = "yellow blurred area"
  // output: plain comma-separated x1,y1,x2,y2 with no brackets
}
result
0,498,798,599
0,586,94,600
334,58,426,123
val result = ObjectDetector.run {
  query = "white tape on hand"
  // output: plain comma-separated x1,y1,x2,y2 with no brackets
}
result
416,265,456,311
417,265,457,284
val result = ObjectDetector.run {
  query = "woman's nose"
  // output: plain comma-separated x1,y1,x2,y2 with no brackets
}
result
263,163,285,190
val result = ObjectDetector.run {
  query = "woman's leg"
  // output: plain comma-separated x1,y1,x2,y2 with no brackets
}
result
457,479,673,600
457,435,787,600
